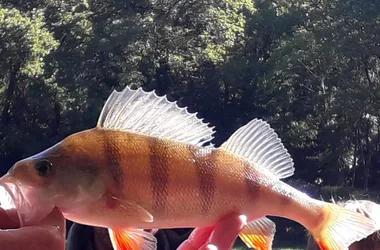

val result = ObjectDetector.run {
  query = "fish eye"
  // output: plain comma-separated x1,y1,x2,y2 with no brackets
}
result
35,159,53,177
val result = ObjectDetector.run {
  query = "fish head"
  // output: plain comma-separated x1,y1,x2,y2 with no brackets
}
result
0,131,106,226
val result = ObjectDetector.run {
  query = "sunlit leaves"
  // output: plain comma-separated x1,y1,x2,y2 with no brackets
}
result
0,5,58,76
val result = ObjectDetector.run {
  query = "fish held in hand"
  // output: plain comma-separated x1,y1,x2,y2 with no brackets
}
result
0,86,378,250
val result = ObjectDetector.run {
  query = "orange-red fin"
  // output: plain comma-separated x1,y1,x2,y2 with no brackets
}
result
238,216,276,250
311,203,378,250
108,228,157,250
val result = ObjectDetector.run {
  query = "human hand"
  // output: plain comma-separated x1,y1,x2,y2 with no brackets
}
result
0,206,66,250
178,213,247,250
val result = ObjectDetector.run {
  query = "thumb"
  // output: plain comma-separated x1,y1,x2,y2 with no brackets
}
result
0,208,66,250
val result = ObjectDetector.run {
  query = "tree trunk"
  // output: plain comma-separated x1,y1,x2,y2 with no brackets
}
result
51,101,61,136
351,127,358,187
363,120,371,191
1,63,20,125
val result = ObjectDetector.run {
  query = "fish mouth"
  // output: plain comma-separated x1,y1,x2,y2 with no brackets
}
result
0,174,54,226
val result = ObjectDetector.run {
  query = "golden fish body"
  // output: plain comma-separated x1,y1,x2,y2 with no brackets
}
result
2,86,379,250
32,128,265,229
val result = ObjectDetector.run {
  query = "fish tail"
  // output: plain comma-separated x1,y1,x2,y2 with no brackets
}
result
309,202,378,250
219,118,378,249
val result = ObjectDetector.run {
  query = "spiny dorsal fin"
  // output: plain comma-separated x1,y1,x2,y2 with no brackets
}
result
97,86,215,147
221,119,294,179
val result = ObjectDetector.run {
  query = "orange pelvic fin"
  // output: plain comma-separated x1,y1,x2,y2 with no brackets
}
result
239,216,276,250
311,203,379,250
108,228,157,250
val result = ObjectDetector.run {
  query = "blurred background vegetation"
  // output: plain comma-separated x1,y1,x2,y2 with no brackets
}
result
1,0,380,248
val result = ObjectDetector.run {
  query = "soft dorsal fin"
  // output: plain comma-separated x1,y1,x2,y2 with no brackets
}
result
97,86,215,147
221,119,294,179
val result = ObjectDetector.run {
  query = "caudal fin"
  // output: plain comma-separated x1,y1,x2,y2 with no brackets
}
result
310,203,379,250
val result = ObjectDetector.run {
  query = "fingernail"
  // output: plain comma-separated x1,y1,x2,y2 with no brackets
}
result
206,244,218,250
239,214,248,225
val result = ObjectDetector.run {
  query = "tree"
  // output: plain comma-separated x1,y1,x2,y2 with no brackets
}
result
0,4,58,166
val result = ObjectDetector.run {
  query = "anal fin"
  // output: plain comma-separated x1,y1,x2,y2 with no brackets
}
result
239,216,276,250
108,228,157,250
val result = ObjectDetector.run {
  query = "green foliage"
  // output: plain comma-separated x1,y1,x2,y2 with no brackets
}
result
263,0,380,189
1,0,379,188
0,4,59,161
0,5,58,76
1,0,380,247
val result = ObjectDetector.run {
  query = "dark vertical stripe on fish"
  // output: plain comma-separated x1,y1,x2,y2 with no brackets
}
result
102,131,124,190
244,162,260,202
190,146,216,214
149,138,169,214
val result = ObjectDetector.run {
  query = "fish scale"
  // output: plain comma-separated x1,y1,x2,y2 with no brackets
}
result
98,130,253,225
51,128,257,228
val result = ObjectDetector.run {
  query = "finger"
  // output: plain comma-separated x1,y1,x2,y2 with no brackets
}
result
0,208,66,250
35,207,66,235
177,226,215,250
201,214,247,250
0,208,20,229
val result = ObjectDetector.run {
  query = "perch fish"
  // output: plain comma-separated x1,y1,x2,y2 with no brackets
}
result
0,86,378,250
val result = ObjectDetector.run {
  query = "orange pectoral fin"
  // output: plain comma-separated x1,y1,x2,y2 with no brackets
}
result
239,217,276,250
106,194,154,223
108,228,157,250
